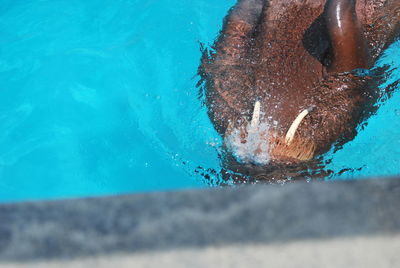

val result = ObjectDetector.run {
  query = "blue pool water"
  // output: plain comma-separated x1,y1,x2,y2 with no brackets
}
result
0,0,399,202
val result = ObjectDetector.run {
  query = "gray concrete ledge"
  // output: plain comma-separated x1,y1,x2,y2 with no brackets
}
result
0,178,399,263
2,235,400,268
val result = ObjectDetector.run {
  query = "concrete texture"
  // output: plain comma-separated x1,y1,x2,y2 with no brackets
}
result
1,235,400,268
0,177,399,266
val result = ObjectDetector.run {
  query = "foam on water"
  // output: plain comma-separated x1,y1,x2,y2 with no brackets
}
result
225,122,271,165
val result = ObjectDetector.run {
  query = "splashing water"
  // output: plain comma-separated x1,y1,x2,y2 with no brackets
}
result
225,122,271,165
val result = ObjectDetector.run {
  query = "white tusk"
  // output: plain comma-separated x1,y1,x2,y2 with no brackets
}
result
285,106,314,145
250,100,261,130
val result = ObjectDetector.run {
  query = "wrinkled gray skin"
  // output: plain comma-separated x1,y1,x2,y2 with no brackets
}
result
199,0,400,182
